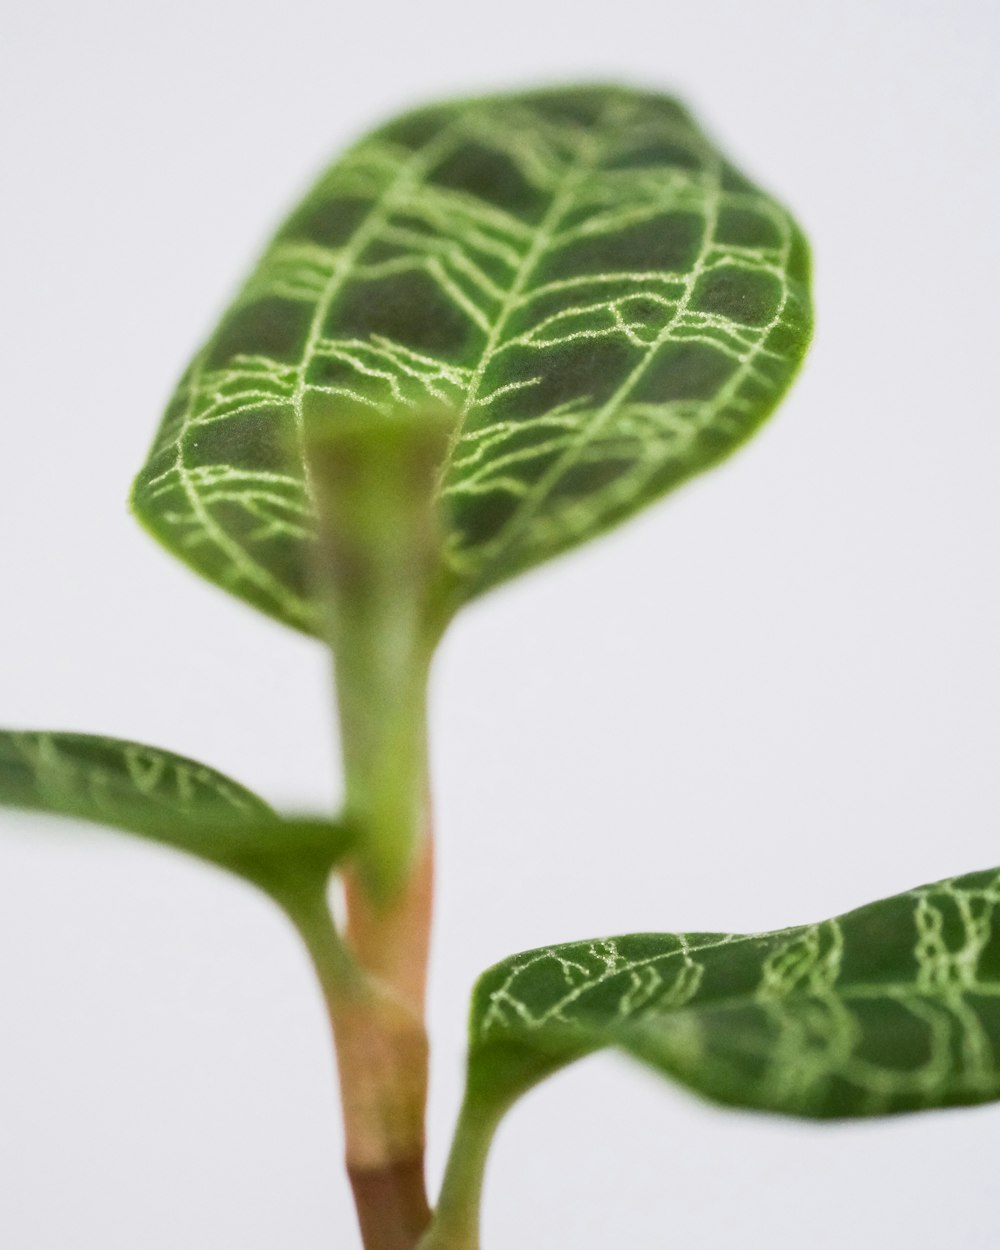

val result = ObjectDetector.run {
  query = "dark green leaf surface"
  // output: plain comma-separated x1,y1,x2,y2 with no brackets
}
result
468,867,1000,1118
133,85,811,633
0,732,348,892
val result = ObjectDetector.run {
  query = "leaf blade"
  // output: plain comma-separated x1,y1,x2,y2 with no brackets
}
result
133,85,812,632
0,731,348,893
468,867,1000,1119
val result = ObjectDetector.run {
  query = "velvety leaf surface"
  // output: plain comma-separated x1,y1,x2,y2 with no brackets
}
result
133,85,811,633
0,731,347,891
468,867,1000,1118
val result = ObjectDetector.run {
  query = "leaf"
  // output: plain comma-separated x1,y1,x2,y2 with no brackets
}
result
0,731,349,895
467,866,1000,1119
132,84,812,634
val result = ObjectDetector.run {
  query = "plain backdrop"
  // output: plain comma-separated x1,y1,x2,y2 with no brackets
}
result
3,1,999,1246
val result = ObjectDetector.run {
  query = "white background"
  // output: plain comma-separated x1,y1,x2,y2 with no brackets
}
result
3,1,999,1245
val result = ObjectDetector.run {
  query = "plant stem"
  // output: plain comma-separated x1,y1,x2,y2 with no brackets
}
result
341,823,435,1247
302,400,455,1244
304,400,456,900
288,828,435,1250
416,1091,507,1250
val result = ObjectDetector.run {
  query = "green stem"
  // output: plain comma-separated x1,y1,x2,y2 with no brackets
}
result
418,1092,508,1250
304,398,457,901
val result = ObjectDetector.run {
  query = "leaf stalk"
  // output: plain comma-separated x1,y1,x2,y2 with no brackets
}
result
417,1090,508,1250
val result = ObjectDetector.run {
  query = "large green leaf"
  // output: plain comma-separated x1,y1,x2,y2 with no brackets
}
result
133,85,812,634
467,866,1000,1119
0,731,348,895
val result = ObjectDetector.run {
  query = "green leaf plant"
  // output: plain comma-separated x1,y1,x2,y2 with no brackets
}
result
9,84,990,1249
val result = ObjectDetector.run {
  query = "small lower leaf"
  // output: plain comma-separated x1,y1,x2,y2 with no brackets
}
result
0,731,349,894
468,866,1000,1119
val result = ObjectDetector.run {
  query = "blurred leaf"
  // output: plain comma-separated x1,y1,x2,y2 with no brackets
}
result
0,731,348,895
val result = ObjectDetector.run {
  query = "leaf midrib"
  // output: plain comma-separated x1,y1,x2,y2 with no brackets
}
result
442,104,615,470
